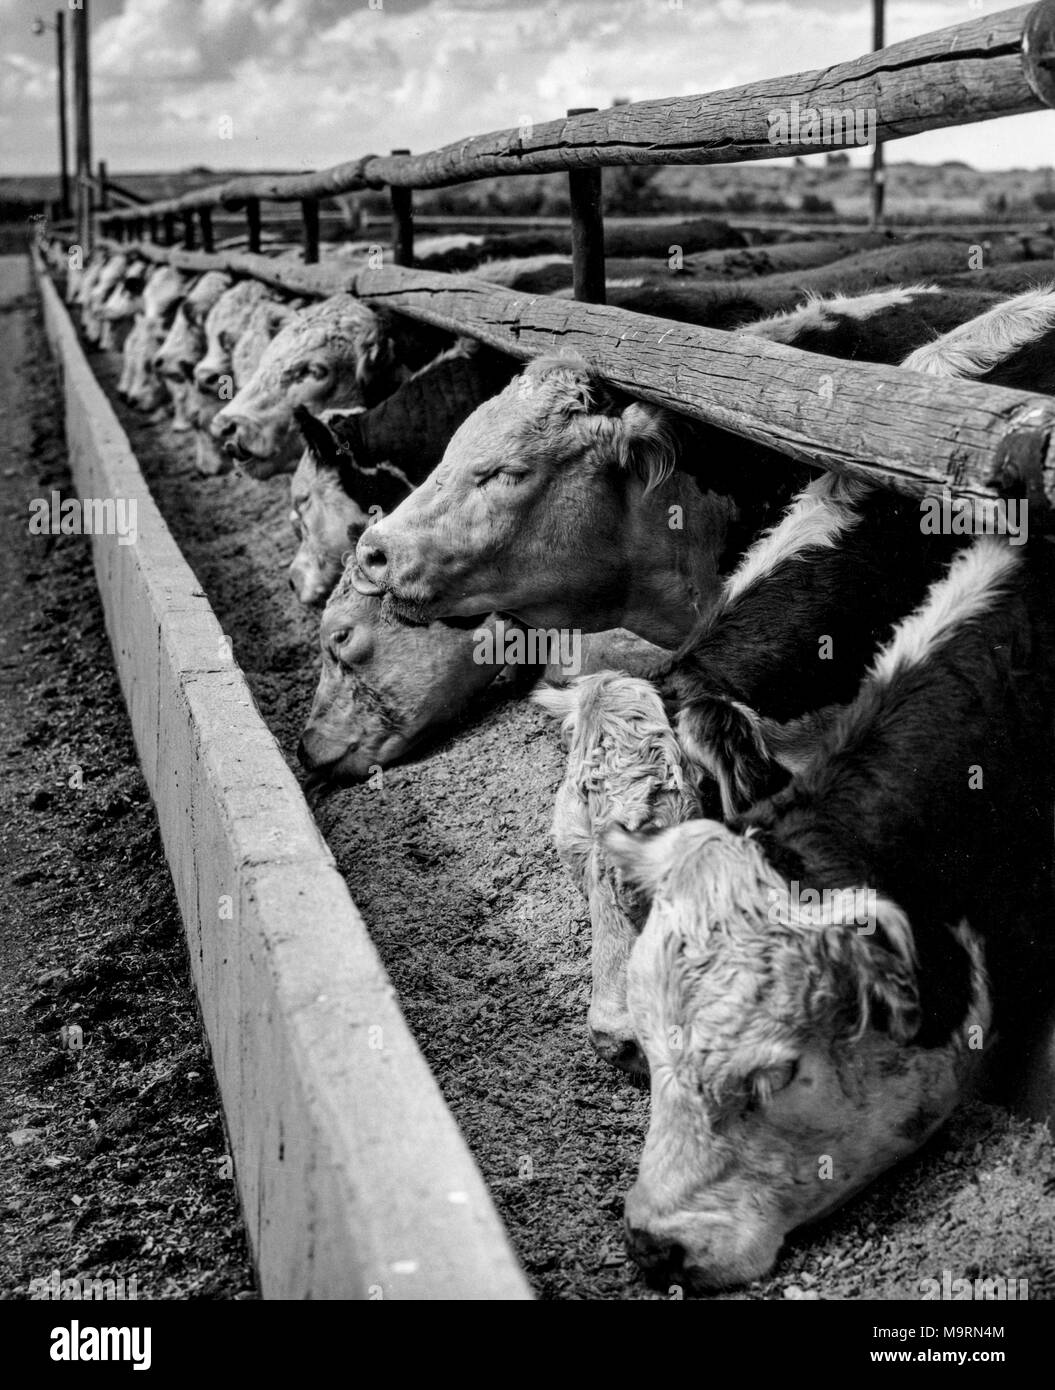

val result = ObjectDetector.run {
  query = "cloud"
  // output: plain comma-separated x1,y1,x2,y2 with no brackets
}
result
0,0,1052,174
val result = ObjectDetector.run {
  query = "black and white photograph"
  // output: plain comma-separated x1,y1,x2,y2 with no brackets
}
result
2,0,1055,1343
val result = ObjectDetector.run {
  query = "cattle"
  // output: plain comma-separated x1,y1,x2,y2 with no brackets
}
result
298,565,509,783
288,408,414,606
536,472,965,1069
66,246,106,306
900,283,1055,394
98,260,148,353
658,472,964,818
211,293,405,478
603,536,1055,1291
352,352,813,645
287,339,516,605
189,280,290,475
300,562,665,783
154,271,233,432
81,253,129,343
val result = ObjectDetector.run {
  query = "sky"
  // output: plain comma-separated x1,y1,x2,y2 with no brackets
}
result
2,0,1054,176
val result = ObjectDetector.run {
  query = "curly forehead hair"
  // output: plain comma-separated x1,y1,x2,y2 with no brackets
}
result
514,353,683,493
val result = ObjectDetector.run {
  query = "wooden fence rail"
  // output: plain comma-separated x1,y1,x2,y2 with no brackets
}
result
96,237,1055,507
102,3,1055,225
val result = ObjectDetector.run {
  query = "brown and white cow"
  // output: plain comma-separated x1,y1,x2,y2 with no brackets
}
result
602,537,1055,1290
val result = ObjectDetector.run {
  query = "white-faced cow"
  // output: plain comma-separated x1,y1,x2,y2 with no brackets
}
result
211,293,405,478
604,537,1055,1291
288,340,519,605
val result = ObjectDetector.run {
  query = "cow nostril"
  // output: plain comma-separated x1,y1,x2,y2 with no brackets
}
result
625,1227,687,1279
358,543,388,582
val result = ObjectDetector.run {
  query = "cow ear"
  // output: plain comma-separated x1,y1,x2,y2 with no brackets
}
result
861,898,921,1043
294,406,344,472
588,399,679,494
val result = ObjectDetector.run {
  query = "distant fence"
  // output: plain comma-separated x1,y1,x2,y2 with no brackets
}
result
58,1,1055,507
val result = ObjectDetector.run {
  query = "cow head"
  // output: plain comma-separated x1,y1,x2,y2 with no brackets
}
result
212,294,399,479
354,355,734,642
604,818,990,1291
298,563,506,782
288,407,412,607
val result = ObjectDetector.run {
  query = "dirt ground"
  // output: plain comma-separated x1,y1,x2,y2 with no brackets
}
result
12,249,1051,1301
0,257,256,1300
63,278,1052,1303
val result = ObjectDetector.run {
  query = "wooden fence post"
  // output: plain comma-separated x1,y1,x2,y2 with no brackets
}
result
390,150,414,267
246,196,262,254
182,211,196,250
162,212,176,246
566,108,606,304
199,207,215,253
301,198,320,264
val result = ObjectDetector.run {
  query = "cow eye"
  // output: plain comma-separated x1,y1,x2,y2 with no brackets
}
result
750,1060,799,1107
306,362,329,381
478,466,529,487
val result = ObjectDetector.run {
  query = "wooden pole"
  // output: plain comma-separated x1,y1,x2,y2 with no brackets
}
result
162,212,176,246
246,196,262,254
55,11,70,221
182,211,196,250
871,0,886,229
567,108,606,304
97,158,108,211
198,207,215,254
72,0,92,251
390,150,414,267
301,197,320,264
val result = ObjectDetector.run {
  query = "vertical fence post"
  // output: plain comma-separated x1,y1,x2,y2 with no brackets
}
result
870,0,885,229
301,198,320,264
97,159,108,212
390,150,414,267
566,108,606,304
182,211,196,250
163,212,176,246
55,10,71,222
199,207,215,253
148,214,158,244
246,196,262,254
72,0,92,252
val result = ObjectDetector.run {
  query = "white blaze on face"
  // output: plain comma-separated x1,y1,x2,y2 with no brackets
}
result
607,819,990,1291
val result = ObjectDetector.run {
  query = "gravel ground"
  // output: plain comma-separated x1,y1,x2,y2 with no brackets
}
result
43,260,1055,1301
0,257,256,1301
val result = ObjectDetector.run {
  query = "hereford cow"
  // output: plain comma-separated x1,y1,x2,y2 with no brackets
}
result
188,280,293,474
288,340,519,605
298,565,509,783
211,293,405,478
603,537,1055,1291
353,352,814,644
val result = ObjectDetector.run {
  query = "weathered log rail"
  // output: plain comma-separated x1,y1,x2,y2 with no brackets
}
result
103,3,1055,225
96,237,1055,507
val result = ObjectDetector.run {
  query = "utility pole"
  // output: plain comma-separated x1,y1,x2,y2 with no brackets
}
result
32,11,70,221
72,0,92,250
871,0,885,229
